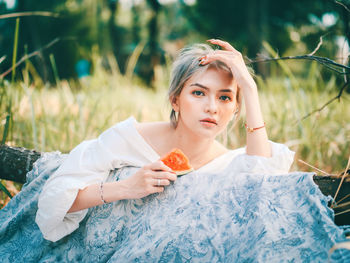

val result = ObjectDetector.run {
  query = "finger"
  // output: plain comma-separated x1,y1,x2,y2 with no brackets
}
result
207,39,236,52
152,171,177,181
149,160,175,173
153,178,171,187
199,52,237,66
152,186,165,193
207,39,237,53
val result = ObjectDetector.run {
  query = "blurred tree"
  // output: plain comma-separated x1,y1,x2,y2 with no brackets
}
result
144,0,161,87
1,0,350,90
131,1,141,45
0,0,103,82
129,0,165,88
181,0,343,73
107,0,129,73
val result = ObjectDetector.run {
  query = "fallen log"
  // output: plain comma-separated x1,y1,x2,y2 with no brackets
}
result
0,144,41,183
0,144,349,225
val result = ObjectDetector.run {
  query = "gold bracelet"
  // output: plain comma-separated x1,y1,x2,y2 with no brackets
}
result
244,122,266,133
100,181,107,204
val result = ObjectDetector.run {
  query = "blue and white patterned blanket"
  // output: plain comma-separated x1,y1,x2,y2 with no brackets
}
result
0,152,349,262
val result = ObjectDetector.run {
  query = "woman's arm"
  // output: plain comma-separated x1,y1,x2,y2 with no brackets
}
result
240,85,271,157
201,39,271,157
68,160,176,213
36,119,176,242
67,181,128,213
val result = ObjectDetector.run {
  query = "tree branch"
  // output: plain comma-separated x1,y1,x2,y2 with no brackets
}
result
335,0,350,13
248,44,350,123
0,38,60,79
0,11,60,20
292,81,349,125
249,55,350,74
0,56,5,65
308,35,324,56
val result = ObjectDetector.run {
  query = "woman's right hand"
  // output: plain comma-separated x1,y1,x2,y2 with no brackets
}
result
122,161,177,199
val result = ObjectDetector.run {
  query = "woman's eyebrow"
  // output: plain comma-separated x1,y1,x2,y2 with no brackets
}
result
190,83,209,90
220,89,234,93
190,83,234,93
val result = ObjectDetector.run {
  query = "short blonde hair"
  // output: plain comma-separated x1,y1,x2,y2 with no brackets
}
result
168,43,242,128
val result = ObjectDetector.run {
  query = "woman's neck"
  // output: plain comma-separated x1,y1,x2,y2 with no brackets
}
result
136,121,227,169
169,123,224,169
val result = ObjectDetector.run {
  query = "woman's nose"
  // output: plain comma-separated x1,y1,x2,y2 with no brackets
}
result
205,97,218,114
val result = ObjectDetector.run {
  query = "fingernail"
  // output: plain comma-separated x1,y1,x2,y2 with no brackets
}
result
199,56,207,64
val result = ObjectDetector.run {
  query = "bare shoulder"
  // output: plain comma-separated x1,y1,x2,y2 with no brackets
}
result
135,121,172,141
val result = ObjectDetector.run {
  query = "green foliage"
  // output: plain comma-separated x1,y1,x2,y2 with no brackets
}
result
0,50,348,173
11,18,20,83
1,0,348,85
183,0,340,58
0,181,12,199
0,0,102,81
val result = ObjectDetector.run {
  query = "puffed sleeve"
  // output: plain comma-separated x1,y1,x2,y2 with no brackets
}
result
229,140,295,175
35,118,148,242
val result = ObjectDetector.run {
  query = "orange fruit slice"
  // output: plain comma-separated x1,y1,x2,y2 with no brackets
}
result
161,148,194,176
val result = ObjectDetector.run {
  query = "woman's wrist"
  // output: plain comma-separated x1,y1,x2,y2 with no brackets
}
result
102,181,129,203
239,79,257,94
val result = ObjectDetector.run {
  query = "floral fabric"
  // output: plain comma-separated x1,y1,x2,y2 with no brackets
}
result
0,152,349,262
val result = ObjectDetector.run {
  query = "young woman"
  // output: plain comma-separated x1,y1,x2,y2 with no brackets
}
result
0,39,349,262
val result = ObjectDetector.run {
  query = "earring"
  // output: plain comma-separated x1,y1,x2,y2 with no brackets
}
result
231,109,238,121
171,109,179,127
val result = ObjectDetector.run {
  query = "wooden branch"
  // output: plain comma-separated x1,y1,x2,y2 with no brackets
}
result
0,144,349,225
248,49,349,125
249,55,350,74
291,81,349,125
335,0,350,13
0,144,41,183
308,35,325,56
0,56,6,65
0,11,60,20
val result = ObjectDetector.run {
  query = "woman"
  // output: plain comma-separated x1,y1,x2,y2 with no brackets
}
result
52,39,269,215
0,39,349,262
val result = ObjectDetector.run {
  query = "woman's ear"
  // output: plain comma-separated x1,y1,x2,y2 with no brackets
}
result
170,95,179,112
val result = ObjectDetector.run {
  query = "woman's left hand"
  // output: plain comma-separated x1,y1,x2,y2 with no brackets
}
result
200,39,256,91
201,39,271,157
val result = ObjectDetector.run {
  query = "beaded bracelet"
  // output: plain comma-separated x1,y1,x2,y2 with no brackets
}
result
100,181,107,204
244,122,266,133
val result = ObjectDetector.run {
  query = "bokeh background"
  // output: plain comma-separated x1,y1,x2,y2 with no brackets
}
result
0,0,349,205
2,0,350,84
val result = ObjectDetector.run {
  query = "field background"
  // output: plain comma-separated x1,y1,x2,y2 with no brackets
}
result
0,0,349,208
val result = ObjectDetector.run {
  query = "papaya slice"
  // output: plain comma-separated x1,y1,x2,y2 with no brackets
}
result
161,148,194,176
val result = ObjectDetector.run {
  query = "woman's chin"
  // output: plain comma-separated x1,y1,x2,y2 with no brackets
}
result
177,121,222,139
194,125,221,139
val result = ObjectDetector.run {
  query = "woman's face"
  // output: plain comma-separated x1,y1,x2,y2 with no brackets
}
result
172,67,237,139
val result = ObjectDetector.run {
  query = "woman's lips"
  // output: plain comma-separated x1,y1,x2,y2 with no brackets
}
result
200,118,218,126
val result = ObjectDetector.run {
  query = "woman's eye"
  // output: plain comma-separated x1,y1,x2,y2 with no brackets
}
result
192,90,204,96
219,95,232,101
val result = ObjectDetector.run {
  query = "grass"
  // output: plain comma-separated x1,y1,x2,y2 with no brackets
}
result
0,48,349,207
